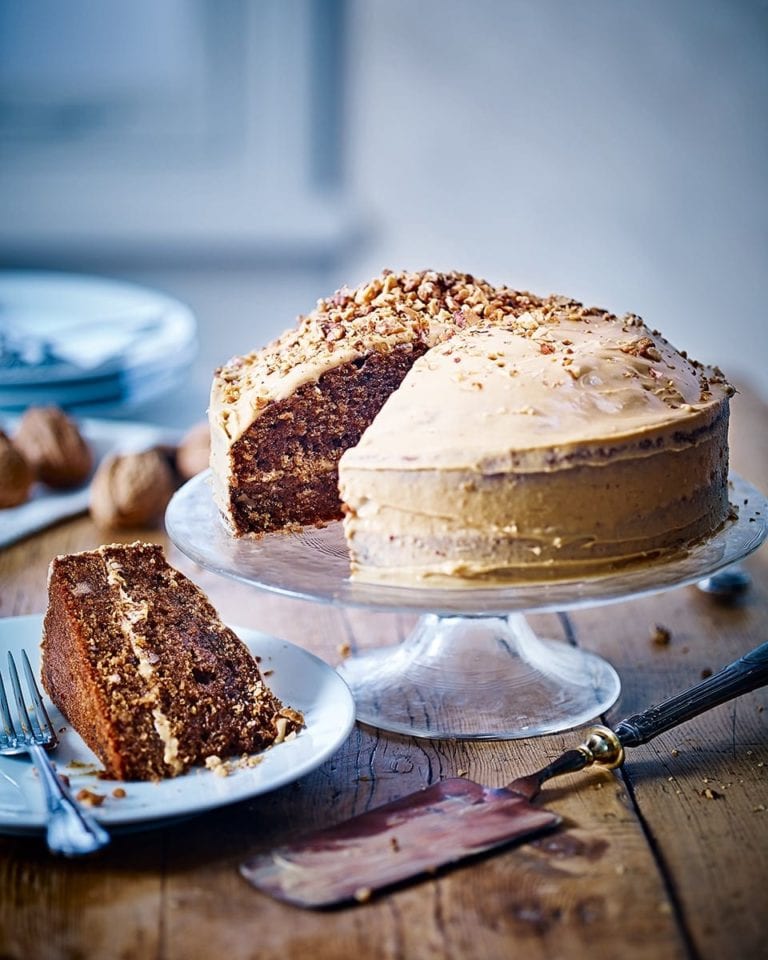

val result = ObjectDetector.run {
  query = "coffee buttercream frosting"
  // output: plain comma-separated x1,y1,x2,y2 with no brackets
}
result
339,311,732,584
208,269,732,585
210,271,566,534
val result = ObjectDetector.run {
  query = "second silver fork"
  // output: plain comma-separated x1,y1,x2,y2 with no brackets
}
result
0,650,110,856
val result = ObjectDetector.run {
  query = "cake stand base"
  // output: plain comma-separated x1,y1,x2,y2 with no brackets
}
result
336,613,621,739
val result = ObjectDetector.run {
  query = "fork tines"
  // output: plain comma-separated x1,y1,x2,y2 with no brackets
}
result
0,663,15,748
5,651,57,748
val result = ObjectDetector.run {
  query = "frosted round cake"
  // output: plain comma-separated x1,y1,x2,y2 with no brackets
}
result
209,270,732,585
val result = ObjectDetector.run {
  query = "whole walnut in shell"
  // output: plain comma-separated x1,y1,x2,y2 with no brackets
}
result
14,406,92,489
90,449,175,530
175,421,210,480
0,430,34,508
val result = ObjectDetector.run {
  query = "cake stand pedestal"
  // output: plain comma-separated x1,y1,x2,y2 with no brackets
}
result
336,613,620,739
166,473,767,741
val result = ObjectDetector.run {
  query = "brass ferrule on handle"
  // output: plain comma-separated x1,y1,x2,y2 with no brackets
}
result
576,725,625,770
519,643,767,799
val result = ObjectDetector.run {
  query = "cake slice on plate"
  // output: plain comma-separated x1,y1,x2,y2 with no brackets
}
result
41,542,301,781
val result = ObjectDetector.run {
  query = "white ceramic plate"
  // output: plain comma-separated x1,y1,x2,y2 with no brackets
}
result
0,271,196,382
0,616,355,834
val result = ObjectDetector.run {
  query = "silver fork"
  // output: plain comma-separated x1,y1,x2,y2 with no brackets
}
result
0,650,110,856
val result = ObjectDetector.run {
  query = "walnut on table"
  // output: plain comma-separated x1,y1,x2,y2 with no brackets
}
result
175,421,210,480
13,405,92,489
0,430,34,508
89,448,176,531
3,404,210,527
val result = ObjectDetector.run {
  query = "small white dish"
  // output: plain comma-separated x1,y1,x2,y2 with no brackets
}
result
0,615,355,834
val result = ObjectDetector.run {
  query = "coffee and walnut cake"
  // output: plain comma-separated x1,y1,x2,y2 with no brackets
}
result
209,269,733,584
41,542,301,780
210,271,573,535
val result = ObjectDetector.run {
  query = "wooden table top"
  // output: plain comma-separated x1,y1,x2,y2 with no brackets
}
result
0,386,766,960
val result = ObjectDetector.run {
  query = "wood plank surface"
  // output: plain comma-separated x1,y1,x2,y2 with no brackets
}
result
0,384,765,960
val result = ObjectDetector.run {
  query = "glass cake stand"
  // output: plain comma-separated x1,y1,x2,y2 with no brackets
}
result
166,474,767,740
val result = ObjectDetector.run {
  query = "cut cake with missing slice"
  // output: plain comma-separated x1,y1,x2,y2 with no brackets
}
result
41,541,301,781
209,270,554,536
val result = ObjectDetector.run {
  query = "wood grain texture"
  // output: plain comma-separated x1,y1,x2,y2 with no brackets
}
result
0,381,765,960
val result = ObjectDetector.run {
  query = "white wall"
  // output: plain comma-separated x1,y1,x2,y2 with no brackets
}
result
2,1,765,428
342,0,768,394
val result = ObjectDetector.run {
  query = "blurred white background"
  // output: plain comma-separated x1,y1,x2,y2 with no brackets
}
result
0,0,765,426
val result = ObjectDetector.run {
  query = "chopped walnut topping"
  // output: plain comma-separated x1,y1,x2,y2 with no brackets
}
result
212,268,734,454
279,706,304,726
620,336,662,361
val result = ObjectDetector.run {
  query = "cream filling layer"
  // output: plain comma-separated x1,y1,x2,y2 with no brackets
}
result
103,555,183,775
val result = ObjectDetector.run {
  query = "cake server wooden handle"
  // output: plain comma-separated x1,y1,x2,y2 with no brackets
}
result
612,641,768,749
514,642,768,795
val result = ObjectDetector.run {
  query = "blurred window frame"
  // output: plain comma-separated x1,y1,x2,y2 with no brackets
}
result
0,0,351,267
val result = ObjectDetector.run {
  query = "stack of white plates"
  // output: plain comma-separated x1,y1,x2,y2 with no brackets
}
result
0,272,197,412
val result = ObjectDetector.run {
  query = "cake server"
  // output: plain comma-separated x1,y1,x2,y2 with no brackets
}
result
241,641,768,907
